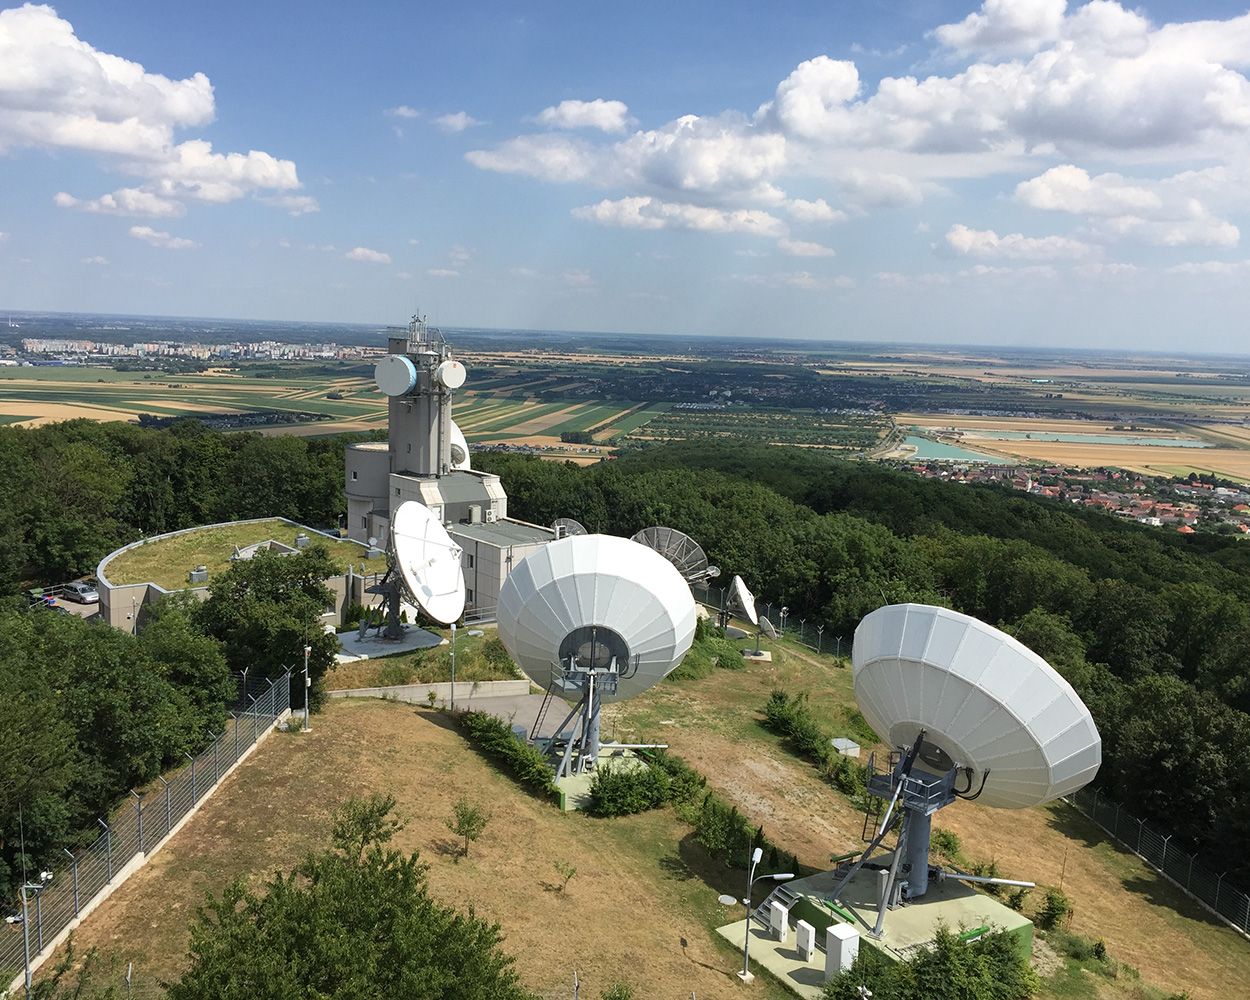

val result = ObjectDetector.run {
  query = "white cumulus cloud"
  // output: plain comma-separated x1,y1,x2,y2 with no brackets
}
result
785,198,847,223
945,223,1094,260
385,105,421,119
55,187,184,218
778,238,836,257
128,225,197,249
345,246,391,264
572,196,786,237
427,267,460,278
533,99,633,133
435,112,481,133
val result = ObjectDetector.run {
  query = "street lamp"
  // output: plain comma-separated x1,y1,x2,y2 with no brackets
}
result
779,607,790,634
738,846,795,983
10,870,53,998
449,622,458,712
302,644,312,732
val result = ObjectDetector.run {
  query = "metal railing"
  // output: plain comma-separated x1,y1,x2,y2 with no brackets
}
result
1065,785,1250,937
690,583,851,659
0,672,292,984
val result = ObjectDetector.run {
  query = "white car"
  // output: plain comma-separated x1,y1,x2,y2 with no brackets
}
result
63,580,99,604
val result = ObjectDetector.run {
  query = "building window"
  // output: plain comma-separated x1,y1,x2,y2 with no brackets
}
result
361,516,367,528
466,589,474,603
395,487,401,496
351,471,358,480
467,554,475,568
406,443,411,453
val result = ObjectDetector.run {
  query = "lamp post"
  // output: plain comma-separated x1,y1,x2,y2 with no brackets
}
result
450,622,458,712
738,846,795,983
779,607,790,634
302,644,312,732
13,872,52,998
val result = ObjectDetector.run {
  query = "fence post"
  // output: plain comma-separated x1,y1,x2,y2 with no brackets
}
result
63,848,79,916
159,775,171,836
232,712,240,761
98,818,112,882
1187,856,1195,890
1216,873,1225,912
130,791,144,854
34,887,42,951
1136,818,1144,854
211,731,220,784
186,752,196,804
1092,788,1100,821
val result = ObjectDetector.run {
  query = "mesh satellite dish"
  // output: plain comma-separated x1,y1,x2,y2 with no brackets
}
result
828,603,1101,927
630,526,720,584
449,419,471,471
552,517,587,539
728,574,759,626
498,534,697,776
390,501,465,625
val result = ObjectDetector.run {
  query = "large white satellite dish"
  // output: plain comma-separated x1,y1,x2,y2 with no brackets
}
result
498,534,697,704
728,574,759,626
375,354,417,397
852,604,1101,810
390,501,465,625
449,419,471,470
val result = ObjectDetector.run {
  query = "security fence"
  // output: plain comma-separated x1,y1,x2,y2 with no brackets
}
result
1065,785,1249,936
1,671,292,988
691,583,851,659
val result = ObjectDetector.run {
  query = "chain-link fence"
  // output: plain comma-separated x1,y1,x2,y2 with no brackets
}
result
1065,785,1249,937
691,583,851,659
1,671,292,988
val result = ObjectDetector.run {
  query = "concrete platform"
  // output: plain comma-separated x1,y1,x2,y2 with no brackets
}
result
742,650,773,662
716,920,826,998
334,624,443,662
553,746,648,811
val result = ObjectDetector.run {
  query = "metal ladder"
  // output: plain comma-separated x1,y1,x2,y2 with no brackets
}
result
530,683,558,741
750,882,801,928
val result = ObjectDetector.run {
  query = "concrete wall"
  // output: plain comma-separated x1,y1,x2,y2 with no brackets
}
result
327,678,531,704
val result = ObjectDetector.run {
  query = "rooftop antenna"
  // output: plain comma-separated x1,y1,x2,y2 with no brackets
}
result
497,534,697,778
630,526,720,585
448,419,471,471
830,604,1101,936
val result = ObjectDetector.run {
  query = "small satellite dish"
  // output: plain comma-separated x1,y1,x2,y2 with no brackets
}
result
728,574,759,626
853,604,1101,809
552,517,588,539
760,616,778,639
375,355,417,397
630,526,719,583
449,419,471,470
390,501,465,625
498,534,697,704
435,359,466,389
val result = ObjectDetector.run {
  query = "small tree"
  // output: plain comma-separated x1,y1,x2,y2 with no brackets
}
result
447,797,489,858
601,984,635,1000
1036,887,1071,930
553,859,577,892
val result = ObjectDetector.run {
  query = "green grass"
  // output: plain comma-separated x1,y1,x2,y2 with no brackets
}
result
104,518,383,589
326,629,522,689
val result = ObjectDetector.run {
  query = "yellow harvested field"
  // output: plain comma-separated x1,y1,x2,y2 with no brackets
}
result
133,399,241,413
0,400,139,425
898,413,1181,435
506,402,588,435
973,439,1250,481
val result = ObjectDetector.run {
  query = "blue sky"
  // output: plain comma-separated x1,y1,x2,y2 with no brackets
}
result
4,1,1250,349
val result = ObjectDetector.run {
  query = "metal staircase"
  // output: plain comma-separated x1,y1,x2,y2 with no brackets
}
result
750,882,801,928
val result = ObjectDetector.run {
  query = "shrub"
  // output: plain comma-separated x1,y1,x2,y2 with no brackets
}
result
1006,886,1030,912
695,791,763,868
601,984,635,1000
648,750,706,805
1036,887,1071,930
1092,938,1107,961
930,827,961,857
586,763,671,817
456,710,557,798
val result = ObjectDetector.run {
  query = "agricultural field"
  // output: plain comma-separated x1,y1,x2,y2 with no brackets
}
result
625,408,890,451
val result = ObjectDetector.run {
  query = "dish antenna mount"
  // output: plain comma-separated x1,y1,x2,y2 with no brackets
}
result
630,526,720,584
827,604,1101,936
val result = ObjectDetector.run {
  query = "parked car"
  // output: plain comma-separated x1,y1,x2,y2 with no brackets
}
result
63,580,99,604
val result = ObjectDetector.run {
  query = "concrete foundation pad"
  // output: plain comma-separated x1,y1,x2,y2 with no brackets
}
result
716,920,826,999
554,746,648,811
742,650,773,662
335,625,442,662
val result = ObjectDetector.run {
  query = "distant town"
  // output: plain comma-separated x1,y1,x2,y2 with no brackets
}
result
9,337,378,363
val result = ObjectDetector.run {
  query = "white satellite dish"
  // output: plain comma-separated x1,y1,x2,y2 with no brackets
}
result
852,604,1101,810
375,354,417,396
499,534,697,777
390,501,465,625
449,419,471,470
630,526,719,584
498,534,697,704
728,574,759,626
760,616,778,640
435,359,466,389
552,517,587,539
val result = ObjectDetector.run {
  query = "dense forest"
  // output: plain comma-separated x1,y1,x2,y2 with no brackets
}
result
1,420,1248,887
473,445,1250,882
